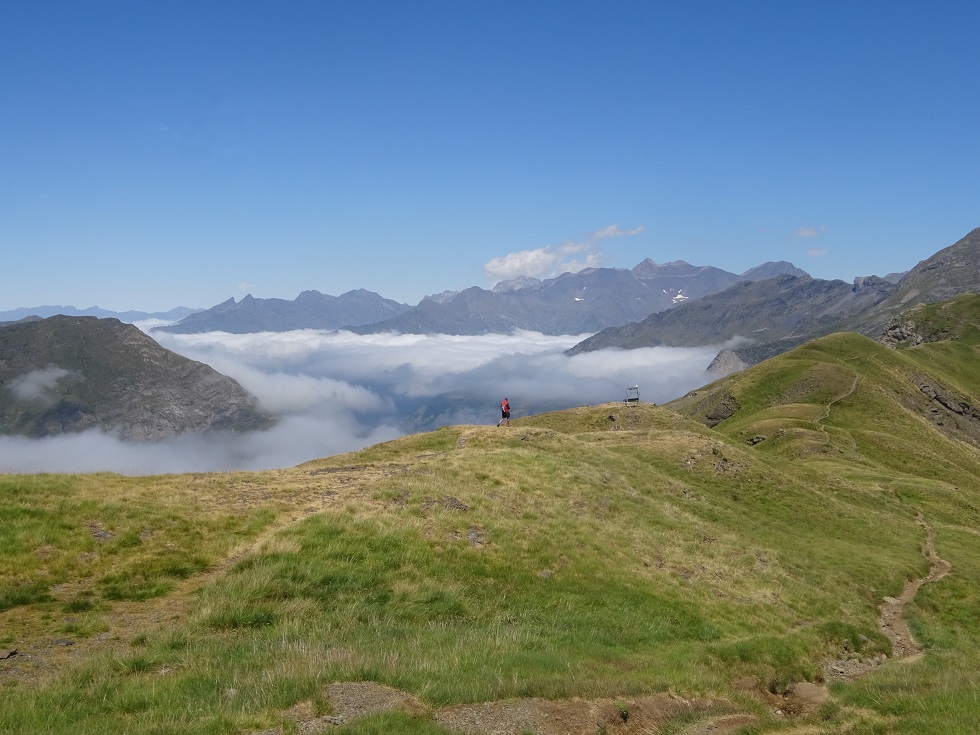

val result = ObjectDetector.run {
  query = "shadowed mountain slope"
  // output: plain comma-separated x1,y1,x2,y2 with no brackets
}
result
568,227,980,366
566,273,894,354
851,226,980,334
0,316,273,439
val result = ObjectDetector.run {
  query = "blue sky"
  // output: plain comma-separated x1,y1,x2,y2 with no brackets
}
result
3,1,978,312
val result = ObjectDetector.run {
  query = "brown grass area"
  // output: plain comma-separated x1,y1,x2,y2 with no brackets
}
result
1,458,416,684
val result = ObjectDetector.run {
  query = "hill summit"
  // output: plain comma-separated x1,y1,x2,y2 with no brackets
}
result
0,316,273,440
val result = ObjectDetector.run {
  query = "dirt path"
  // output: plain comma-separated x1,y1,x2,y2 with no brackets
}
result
819,374,860,424
824,512,951,680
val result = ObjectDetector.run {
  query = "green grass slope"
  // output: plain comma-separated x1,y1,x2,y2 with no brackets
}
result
3,310,980,734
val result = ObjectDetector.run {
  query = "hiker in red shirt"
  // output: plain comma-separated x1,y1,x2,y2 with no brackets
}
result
497,397,510,426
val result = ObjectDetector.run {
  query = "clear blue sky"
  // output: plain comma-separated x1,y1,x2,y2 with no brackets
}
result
3,1,978,312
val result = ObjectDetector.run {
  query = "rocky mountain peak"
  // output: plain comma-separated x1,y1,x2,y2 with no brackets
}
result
296,289,325,301
740,261,809,280
631,259,697,278
493,276,543,293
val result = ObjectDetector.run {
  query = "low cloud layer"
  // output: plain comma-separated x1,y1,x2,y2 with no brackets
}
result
0,327,720,475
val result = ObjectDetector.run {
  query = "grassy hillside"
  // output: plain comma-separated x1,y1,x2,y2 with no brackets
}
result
886,293,980,349
3,310,980,733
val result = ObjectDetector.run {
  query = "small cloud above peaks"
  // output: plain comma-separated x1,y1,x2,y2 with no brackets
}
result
483,224,643,284
807,248,829,258
592,224,645,240
796,225,828,239
483,240,596,283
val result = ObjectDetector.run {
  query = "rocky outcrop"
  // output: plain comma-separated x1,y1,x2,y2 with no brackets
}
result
911,376,980,450
916,380,980,421
880,320,924,349
704,393,741,427
705,348,749,377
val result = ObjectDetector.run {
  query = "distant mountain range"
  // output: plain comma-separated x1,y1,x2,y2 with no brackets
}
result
158,260,809,336
568,227,980,369
0,316,274,440
155,289,411,334
0,304,199,325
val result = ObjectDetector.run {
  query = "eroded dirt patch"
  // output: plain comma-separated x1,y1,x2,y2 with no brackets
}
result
261,687,738,735
433,693,731,735
328,681,427,721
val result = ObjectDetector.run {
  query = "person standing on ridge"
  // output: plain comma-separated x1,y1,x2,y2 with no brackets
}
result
497,397,511,426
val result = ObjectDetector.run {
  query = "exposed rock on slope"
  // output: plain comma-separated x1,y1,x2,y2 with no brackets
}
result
705,348,749,377
0,316,274,440
879,293,980,350
879,320,924,348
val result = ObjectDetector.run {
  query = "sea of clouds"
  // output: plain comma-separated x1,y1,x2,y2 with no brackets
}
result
0,326,722,475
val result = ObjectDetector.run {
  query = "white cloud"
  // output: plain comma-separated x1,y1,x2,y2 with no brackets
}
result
807,248,828,258
0,328,720,475
592,224,645,240
483,224,644,283
6,365,77,404
482,241,590,282
796,225,827,238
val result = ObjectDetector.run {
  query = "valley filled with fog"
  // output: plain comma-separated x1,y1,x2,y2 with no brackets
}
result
0,325,722,475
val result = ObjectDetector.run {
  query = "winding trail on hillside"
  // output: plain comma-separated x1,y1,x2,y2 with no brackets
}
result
813,377,953,675
880,515,952,659
824,512,951,680
813,373,861,452
820,374,860,424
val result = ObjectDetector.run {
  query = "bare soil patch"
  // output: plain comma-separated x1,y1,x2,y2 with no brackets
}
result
264,686,738,735
433,693,731,735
